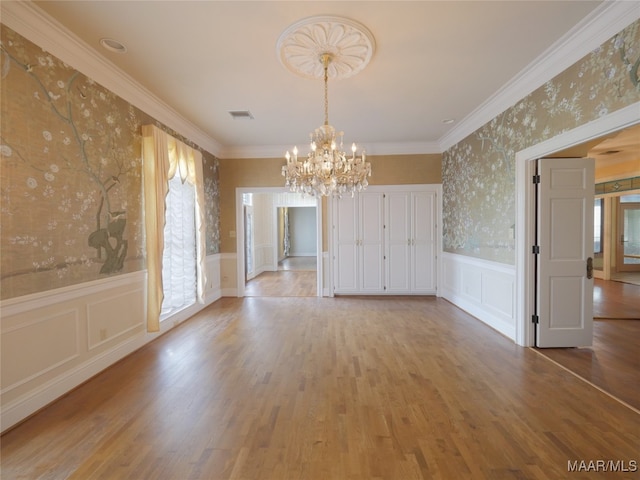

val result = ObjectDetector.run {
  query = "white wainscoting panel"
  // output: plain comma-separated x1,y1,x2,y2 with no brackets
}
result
205,253,222,302
441,252,516,340
87,289,144,350
2,309,80,390
1,256,223,433
220,252,238,297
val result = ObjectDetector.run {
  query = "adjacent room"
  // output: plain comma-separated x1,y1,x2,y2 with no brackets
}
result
1,1,638,478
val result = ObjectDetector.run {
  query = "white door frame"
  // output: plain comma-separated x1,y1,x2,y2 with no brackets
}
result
235,187,323,297
514,102,640,346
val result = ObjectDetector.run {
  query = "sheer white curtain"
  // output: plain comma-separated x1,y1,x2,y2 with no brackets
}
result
161,175,196,316
141,125,206,332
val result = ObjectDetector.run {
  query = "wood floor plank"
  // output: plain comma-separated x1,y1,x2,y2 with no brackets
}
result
594,278,640,319
1,296,638,479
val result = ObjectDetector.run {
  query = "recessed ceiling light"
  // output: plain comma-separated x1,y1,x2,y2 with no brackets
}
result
442,119,455,125
100,38,127,54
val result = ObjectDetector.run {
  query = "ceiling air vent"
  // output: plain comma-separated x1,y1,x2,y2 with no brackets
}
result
229,110,254,120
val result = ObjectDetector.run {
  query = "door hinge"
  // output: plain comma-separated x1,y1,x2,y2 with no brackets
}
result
532,315,539,324
532,245,540,254
533,174,540,184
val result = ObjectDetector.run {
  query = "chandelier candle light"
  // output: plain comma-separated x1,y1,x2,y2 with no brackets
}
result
278,16,375,197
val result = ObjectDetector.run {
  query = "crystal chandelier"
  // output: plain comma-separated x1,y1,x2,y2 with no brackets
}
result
282,53,371,197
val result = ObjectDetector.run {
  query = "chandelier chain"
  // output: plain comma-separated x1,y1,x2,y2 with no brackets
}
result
323,54,329,126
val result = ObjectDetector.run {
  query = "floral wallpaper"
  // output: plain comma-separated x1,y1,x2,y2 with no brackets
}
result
443,20,640,264
0,26,220,300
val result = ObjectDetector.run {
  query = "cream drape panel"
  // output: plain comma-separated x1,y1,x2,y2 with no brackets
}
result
142,124,207,332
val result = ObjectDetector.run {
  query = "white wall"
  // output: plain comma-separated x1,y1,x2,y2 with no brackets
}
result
0,254,222,433
250,194,276,277
289,207,317,256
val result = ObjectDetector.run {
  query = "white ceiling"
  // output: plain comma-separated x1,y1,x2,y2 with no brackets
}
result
10,1,634,159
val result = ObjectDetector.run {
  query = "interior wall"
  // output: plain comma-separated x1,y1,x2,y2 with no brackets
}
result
219,153,442,254
250,193,276,276
277,207,286,262
0,25,221,301
288,207,317,256
0,23,223,432
442,19,640,265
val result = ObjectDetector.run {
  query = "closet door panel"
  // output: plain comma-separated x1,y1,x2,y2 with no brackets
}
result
386,192,411,292
333,196,359,292
360,193,385,292
412,191,437,293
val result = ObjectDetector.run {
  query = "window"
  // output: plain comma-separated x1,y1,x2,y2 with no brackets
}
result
142,125,206,332
594,198,603,254
161,175,197,316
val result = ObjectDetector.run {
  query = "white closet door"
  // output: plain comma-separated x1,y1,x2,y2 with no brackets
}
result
333,196,359,293
360,192,385,292
386,192,411,292
412,191,437,293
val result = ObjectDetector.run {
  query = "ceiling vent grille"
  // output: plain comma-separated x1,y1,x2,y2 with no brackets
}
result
229,110,254,120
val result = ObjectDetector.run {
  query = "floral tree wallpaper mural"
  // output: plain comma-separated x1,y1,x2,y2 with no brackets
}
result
1,26,220,300
443,20,640,265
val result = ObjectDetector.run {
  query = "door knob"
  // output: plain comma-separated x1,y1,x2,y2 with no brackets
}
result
586,257,593,279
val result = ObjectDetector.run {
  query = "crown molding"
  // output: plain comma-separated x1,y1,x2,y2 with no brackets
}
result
439,0,640,152
220,141,441,159
4,1,637,159
1,0,224,157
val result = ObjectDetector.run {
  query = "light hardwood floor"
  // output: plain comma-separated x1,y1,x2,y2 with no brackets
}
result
1,296,638,479
593,278,640,319
536,278,640,411
245,257,317,297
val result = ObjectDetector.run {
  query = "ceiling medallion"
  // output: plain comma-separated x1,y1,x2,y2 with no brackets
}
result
277,15,376,80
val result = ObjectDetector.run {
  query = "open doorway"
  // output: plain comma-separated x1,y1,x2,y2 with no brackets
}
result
236,188,323,298
515,104,639,409
515,104,639,346
245,204,318,297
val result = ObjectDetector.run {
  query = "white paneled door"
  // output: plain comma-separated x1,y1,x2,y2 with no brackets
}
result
333,186,438,295
333,195,359,292
536,158,594,348
411,191,437,293
386,192,411,292
360,192,385,292
385,191,437,294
